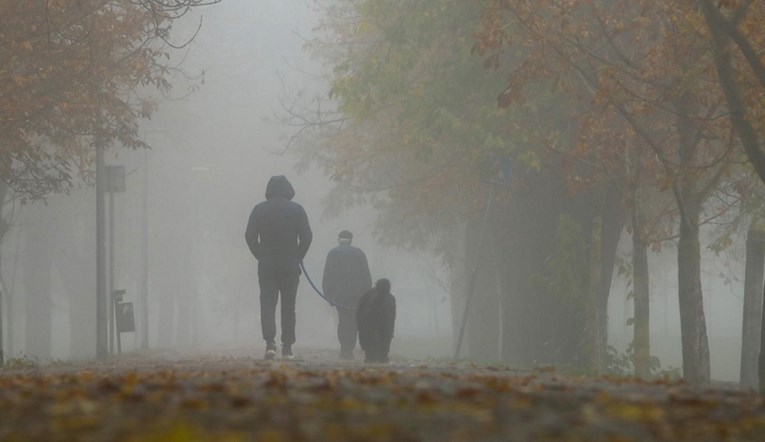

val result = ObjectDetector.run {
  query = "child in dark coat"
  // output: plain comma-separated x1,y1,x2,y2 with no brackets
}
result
356,278,396,363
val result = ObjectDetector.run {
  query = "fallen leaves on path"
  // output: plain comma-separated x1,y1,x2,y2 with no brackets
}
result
0,350,763,441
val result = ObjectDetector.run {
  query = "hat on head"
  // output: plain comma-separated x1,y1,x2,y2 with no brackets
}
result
338,230,353,240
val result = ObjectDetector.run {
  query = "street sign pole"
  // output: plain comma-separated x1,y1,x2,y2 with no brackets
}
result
96,140,108,359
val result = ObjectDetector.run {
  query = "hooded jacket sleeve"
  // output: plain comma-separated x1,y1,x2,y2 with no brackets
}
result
296,205,312,261
244,208,261,259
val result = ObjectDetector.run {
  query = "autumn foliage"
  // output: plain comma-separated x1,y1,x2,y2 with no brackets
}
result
0,0,213,199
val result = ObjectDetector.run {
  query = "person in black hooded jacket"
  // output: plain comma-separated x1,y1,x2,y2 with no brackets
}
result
245,175,312,360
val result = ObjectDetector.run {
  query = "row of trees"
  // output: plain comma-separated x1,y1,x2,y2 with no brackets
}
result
298,0,765,384
0,0,220,363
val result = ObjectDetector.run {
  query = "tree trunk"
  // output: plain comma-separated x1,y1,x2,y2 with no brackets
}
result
674,87,711,386
676,197,709,385
0,265,3,366
699,0,765,392
759,279,765,393
700,0,765,184
632,208,651,378
597,183,626,372
741,229,765,389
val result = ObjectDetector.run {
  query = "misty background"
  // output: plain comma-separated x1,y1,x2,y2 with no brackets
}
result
0,1,754,383
1,0,451,364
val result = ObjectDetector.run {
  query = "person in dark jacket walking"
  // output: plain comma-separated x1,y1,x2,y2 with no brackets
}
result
322,230,372,360
245,175,312,360
357,278,396,363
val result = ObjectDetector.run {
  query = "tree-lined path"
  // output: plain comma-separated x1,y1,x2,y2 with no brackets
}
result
1,348,763,441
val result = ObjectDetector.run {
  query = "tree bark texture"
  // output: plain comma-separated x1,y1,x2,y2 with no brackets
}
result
700,0,765,184
632,210,651,378
676,198,710,385
598,183,627,372
674,88,711,386
741,229,765,389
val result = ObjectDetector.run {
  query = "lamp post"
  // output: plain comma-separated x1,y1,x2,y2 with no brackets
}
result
104,165,125,354
140,151,149,349
96,140,108,358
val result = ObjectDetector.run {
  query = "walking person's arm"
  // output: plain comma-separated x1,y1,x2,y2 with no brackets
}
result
296,206,313,261
244,209,261,259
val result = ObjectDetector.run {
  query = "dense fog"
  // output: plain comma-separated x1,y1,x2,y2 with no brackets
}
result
1,0,759,385
1,1,451,364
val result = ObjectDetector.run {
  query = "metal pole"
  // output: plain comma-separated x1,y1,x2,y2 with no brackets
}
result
454,185,495,359
116,304,122,354
140,151,149,349
109,190,115,355
96,140,108,359
0,283,4,366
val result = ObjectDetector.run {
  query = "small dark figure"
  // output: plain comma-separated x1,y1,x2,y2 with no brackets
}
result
357,278,396,363
322,230,373,360
245,175,312,360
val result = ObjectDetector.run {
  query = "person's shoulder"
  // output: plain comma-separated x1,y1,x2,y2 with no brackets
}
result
251,200,270,212
327,245,343,255
330,244,361,255
346,245,367,256
287,200,308,213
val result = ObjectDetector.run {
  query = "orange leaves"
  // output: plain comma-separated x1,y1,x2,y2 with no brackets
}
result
0,0,195,199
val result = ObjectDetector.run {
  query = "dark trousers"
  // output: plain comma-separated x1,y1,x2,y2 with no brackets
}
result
258,258,300,346
337,307,358,353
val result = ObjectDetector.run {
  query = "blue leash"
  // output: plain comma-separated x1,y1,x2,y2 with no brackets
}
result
299,261,353,310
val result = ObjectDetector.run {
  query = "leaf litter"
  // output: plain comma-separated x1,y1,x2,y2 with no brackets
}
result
0,348,763,441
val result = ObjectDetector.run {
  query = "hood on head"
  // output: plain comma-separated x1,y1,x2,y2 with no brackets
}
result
265,175,295,200
375,278,391,295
